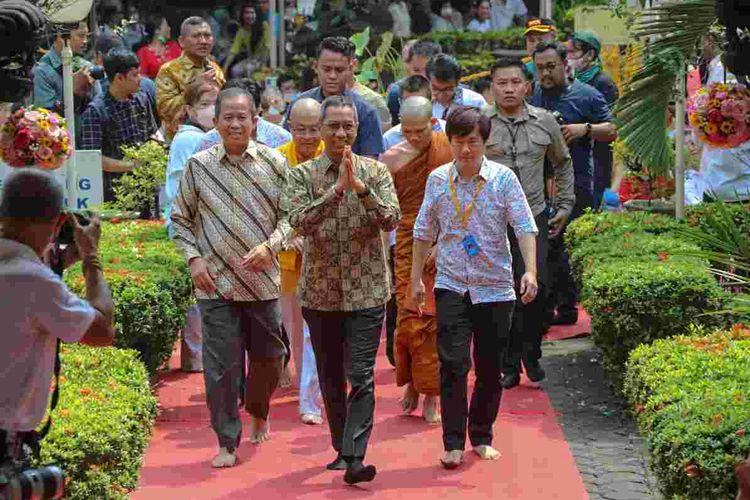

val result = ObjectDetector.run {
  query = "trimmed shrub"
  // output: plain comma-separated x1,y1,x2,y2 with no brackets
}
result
64,220,192,374
35,345,157,500
624,326,750,499
686,201,750,237
565,209,683,255
569,231,699,288
582,257,727,391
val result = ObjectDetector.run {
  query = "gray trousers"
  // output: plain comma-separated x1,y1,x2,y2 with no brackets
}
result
198,299,287,451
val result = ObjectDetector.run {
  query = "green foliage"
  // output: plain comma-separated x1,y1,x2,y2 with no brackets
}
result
615,0,716,175
64,220,192,375
457,52,498,77
419,28,526,55
35,345,157,500
110,141,168,216
624,326,750,499
350,28,403,91
565,209,683,254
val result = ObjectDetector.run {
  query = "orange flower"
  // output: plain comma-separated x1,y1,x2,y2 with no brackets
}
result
705,123,719,135
684,464,700,478
658,252,669,261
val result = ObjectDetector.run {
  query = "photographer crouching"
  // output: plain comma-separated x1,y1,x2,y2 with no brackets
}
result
0,169,115,500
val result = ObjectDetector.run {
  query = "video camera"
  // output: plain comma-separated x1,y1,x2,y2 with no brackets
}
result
0,431,64,500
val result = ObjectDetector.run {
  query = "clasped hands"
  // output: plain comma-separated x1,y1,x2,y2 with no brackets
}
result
334,146,368,196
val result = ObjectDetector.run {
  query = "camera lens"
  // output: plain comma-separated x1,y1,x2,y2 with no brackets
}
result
7,465,64,500
89,65,106,81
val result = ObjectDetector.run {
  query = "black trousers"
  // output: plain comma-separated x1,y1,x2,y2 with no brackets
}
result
547,187,593,318
505,211,549,374
435,289,514,451
385,244,398,366
303,305,384,461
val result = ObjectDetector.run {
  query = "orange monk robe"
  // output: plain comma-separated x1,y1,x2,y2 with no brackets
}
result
391,131,453,396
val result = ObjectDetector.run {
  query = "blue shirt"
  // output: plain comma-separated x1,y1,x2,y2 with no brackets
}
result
164,123,206,235
198,118,292,151
413,158,538,304
285,87,384,157
530,80,612,193
386,80,403,126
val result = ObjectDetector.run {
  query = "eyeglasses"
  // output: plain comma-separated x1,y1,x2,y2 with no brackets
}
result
290,125,321,135
431,85,456,96
536,62,561,74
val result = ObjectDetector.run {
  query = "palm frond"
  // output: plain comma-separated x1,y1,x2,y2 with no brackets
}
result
615,0,716,175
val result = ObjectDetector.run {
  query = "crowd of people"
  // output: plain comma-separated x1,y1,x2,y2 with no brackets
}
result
2,0,630,489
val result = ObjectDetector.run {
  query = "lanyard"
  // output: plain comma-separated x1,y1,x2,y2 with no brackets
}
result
448,168,485,229
503,120,522,169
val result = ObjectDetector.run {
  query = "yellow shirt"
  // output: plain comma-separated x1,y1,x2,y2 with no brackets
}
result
277,140,325,272
155,53,226,138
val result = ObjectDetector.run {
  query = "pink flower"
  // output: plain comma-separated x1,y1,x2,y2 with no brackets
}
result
36,146,53,160
715,91,728,100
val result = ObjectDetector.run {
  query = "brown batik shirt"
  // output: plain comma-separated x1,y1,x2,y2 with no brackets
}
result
170,141,291,302
282,153,401,312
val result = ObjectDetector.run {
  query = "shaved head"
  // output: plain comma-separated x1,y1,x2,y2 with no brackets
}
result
400,96,432,122
288,98,323,162
400,96,435,151
289,97,321,121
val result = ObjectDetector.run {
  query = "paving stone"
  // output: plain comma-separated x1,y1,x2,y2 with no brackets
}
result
541,337,659,499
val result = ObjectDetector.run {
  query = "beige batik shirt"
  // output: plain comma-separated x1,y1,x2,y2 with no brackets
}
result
282,153,401,312
170,141,291,302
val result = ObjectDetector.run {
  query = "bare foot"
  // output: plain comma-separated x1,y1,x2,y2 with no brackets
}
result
301,413,323,425
400,383,419,415
280,364,292,388
473,445,501,460
211,447,237,468
422,395,441,424
440,450,463,469
249,416,270,444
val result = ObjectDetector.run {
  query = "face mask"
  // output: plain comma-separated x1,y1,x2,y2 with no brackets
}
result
441,6,453,18
268,106,283,116
567,57,582,72
283,92,299,103
194,105,215,129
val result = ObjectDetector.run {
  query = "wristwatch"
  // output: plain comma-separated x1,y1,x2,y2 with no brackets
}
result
584,123,592,138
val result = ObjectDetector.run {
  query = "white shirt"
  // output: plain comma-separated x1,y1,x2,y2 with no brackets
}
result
383,118,447,150
490,0,528,31
467,18,492,33
0,239,95,431
433,87,488,121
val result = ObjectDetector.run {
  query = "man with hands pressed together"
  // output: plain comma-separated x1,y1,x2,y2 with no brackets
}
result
170,87,291,469
283,95,400,485
411,106,538,470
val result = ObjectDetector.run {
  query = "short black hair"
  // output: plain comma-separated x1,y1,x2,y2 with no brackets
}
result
532,41,567,61
277,74,295,90
445,105,491,142
320,95,358,122
427,54,462,83
180,16,210,36
94,32,124,56
215,87,256,118
223,78,262,107
399,75,431,98
407,40,442,62
317,36,355,59
490,57,530,79
0,168,64,221
104,49,140,79
473,77,491,94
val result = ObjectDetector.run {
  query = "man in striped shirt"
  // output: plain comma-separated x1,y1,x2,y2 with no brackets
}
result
170,87,292,468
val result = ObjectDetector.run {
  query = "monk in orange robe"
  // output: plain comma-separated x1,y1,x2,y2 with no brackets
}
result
380,96,453,423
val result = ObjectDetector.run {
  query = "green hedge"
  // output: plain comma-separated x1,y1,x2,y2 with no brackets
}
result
624,326,750,499
568,210,729,390
420,28,526,54
64,220,192,375
35,345,157,500
686,201,750,237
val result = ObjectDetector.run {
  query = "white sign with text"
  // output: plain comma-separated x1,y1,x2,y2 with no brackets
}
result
0,150,103,210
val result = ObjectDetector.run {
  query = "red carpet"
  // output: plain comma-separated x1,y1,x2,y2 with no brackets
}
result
544,309,591,341
133,338,588,500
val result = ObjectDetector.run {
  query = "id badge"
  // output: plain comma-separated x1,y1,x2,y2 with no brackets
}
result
462,234,480,257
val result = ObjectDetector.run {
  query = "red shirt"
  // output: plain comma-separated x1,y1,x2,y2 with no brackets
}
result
137,41,181,79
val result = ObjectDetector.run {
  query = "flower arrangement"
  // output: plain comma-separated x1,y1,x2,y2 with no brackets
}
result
688,82,750,149
0,106,72,169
